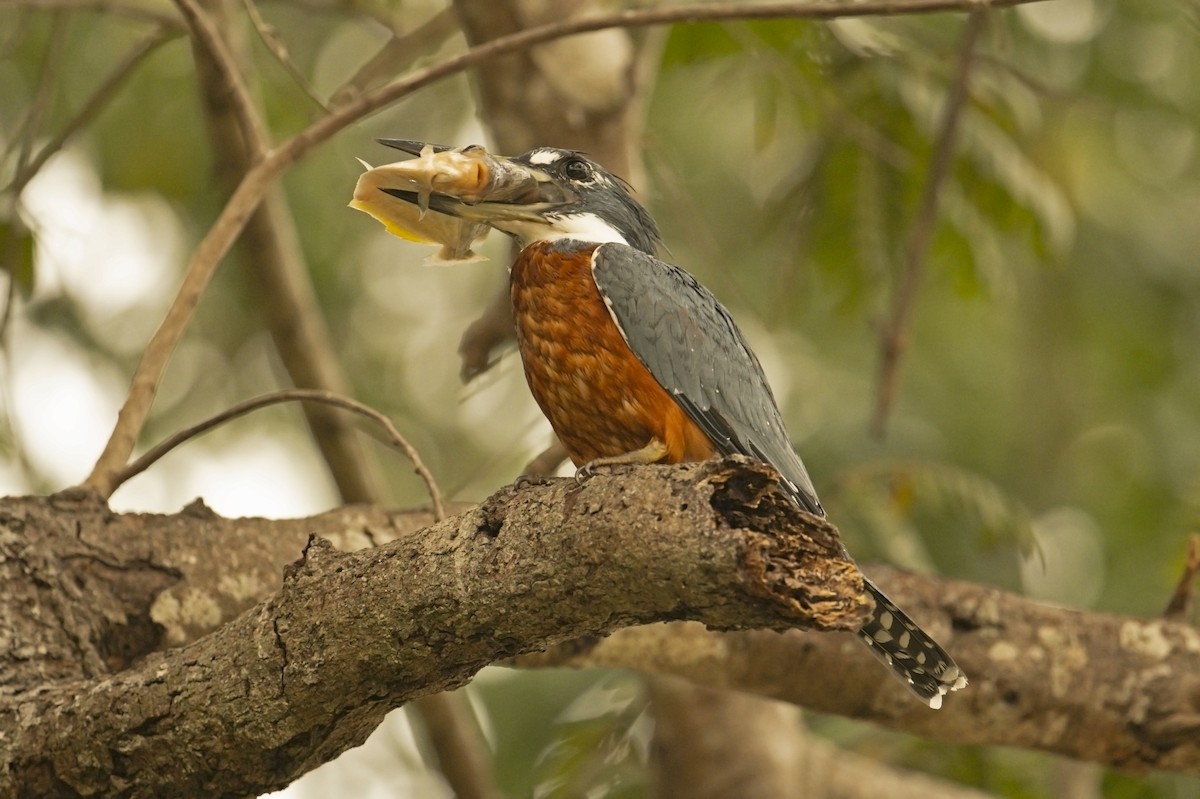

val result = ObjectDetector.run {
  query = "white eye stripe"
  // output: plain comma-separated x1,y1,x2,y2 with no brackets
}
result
527,149,562,166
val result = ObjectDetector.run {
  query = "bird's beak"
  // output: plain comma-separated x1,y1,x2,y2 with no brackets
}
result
369,139,571,223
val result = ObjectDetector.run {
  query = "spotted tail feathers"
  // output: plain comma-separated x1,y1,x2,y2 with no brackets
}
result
857,578,967,709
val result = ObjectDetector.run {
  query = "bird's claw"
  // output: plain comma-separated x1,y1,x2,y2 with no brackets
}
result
514,473,553,490
574,462,602,484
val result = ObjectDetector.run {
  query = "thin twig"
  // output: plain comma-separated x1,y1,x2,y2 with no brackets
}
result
328,8,457,108
187,0,384,502
9,11,68,176
0,0,183,26
1163,534,1200,621
0,13,66,339
82,0,1046,497
268,0,403,33
872,11,987,438
173,0,268,155
240,0,329,112
5,28,180,195
114,388,446,519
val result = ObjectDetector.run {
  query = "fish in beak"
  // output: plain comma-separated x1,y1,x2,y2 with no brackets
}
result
349,140,539,263
349,142,492,264
350,140,578,262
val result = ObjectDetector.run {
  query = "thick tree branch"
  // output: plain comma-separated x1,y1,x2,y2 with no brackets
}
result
2,459,864,797
518,580,1200,774
4,461,1200,784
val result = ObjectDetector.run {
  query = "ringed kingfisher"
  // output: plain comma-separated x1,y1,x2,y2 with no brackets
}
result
360,139,967,708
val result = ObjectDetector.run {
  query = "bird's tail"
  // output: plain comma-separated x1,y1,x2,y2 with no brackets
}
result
857,578,967,709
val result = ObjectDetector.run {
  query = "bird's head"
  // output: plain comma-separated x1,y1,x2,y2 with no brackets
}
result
371,139,662,255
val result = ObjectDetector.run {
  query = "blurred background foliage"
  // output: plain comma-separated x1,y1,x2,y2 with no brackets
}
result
2,0,1199,796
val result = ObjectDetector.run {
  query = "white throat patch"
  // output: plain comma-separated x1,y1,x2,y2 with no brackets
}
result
500,212,629,247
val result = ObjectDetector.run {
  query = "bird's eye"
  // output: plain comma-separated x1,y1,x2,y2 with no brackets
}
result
562,158,591,182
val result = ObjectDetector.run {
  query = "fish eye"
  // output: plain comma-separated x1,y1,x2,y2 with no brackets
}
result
562,157,591,182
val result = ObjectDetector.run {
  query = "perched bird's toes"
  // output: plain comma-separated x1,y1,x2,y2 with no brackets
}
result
514,473,553,490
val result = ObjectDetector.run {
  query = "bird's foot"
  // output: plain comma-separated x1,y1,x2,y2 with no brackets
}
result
514,473,554,490
573,461,603,484
574,438,669,485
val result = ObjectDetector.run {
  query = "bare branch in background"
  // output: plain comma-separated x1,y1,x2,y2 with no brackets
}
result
1163,534,1200,621
648,678,1000,799
174,0,267,153
523,440,569,477
113,388,445,519
410,693,505,799
241,0,329,112
0,0,182,25
8,11,68,175
0,10,68,338
329,7,458,107
4,29,180,195
872,12,987,437
457,284,516,382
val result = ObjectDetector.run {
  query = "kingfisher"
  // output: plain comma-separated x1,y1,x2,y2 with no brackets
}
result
359,138,967,708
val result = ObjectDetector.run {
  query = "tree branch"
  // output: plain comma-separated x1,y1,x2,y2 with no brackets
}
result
3,459,864,797
328,7,458,108
6,461,1200,786
517,580,1200,774
114,389,444,518
873,12,986,437
0,0,183,26
5,28,180,196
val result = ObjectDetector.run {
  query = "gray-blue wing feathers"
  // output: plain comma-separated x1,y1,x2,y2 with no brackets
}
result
590,243,823,516
590,243,971,708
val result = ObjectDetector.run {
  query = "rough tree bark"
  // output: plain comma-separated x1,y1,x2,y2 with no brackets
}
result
1,459,866,797
5,460,1200,797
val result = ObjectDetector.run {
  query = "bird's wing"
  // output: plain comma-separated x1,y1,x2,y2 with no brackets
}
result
590,243,823,516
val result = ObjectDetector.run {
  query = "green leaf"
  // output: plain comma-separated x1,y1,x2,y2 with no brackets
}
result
532,677,650,799
660,23,742,66
829,459,1038,589
0,218,37,299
